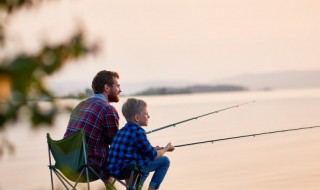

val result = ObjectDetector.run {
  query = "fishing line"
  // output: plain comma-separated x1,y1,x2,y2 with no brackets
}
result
175,125,320,148
146,100,255,134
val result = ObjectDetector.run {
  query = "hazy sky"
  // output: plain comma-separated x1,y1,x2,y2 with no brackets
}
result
4,0,320,93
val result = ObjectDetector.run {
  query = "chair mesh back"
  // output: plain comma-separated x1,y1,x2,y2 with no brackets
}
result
47,130,87,182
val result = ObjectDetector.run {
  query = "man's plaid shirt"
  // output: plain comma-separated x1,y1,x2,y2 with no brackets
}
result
107,122,157,176
64,95,119,180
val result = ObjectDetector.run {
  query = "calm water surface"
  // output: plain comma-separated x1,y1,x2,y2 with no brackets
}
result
1,88,320,190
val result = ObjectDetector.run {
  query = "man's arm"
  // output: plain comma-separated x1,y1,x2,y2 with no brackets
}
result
104,106,119,144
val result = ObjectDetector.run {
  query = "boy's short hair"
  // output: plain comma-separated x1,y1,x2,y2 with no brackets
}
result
92,70,119,94
122,98,147,121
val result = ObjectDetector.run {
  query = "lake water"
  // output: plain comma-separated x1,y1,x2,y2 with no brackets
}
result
1,88,320,190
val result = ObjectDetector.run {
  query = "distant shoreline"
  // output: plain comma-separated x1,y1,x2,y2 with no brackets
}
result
133,84,250,96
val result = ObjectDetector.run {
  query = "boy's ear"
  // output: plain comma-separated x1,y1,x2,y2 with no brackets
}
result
133,114,139,122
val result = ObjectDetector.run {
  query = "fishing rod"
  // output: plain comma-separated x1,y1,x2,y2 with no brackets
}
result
175,125,320,148
146,100,255,134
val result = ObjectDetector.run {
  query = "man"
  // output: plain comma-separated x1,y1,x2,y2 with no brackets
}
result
64,70,121,182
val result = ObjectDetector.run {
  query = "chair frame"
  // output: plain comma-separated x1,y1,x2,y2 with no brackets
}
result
109,171,141,190
47,130,141,190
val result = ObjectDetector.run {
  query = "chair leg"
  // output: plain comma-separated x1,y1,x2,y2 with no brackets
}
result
128,171,134,187
72,169,86,190
105,180,118,190
53,169,71,190
128,171,141,190
49,167,55,190
132,174,141,190
48,146,55,190
85,167,90,190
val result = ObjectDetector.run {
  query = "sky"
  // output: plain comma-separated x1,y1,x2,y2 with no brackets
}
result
3,0,320,94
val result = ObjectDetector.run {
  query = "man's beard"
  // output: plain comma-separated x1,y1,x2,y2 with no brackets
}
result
108,91,120,103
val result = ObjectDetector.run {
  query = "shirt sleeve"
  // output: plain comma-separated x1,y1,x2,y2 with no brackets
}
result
104,105,119,144
135,128,157,160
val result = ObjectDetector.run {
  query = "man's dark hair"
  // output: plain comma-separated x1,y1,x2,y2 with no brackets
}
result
92,70,119,94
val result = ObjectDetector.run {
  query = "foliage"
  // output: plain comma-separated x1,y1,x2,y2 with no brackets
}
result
0,0,32,11
0,0,98,129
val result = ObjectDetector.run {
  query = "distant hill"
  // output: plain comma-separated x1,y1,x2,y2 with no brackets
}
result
121,80,194,95
49,70,320,96
213,70,320,90
132,70,320,95
134,85,248,96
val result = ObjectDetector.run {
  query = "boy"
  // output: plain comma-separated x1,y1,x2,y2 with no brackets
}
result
107,98,174,190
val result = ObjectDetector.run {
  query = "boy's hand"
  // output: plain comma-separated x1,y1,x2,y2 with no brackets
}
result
155,146,164,150
165,142,175,152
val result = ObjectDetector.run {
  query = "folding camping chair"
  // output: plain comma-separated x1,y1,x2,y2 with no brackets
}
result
47,129,141,190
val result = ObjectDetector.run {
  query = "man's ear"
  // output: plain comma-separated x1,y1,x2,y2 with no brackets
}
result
104,84,110,92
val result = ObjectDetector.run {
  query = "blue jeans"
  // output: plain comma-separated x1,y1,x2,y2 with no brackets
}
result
139,156,170,189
